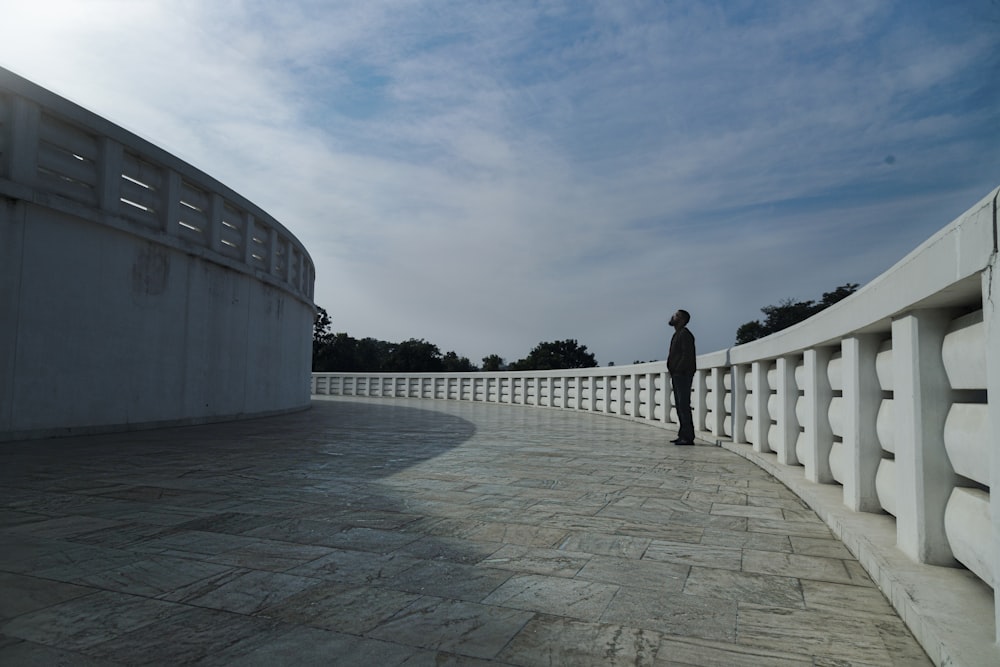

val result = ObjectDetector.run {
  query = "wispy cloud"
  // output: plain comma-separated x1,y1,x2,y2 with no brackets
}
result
3,0,997,364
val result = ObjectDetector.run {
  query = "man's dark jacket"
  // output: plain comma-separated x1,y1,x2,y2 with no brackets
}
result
667,327,696,376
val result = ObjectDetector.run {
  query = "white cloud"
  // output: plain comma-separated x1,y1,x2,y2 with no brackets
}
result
2,0,996,365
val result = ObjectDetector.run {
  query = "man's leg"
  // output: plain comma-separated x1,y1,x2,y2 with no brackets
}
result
673,373,694,443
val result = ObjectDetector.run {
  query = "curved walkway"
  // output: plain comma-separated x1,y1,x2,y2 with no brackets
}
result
0,397,929,665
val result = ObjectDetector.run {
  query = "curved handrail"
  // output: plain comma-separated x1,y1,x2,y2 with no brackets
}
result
313,185,1000,666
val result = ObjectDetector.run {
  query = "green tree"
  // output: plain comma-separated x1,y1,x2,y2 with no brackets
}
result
509,339,598,370
356,337,394,370
442,351,476,372
312,307,335,370
481,354,505,371
389,338,444,372
736,283,859,344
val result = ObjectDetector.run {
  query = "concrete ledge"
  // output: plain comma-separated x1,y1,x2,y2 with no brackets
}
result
721,441,998,667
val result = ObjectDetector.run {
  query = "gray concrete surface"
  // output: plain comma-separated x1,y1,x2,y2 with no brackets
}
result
0,397,930,665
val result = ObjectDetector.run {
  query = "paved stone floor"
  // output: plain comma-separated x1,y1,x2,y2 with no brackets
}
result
0,397,931,666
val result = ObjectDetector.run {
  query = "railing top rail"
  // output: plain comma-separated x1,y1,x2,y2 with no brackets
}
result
725,186,998,364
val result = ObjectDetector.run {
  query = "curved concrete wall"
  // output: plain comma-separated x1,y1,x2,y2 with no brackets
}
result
0,67,316,440
314,185,1000,666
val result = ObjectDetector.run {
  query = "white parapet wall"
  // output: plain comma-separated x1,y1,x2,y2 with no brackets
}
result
0,67,316,440
313,185,1000,666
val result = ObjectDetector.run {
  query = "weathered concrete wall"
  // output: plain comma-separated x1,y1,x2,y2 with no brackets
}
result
0,67,315,440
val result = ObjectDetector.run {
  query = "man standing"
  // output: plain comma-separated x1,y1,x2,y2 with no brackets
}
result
667,309,696,445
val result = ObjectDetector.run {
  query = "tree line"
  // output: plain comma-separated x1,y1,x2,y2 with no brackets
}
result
735,283,859,344
313,282,859,372
312,307,598,372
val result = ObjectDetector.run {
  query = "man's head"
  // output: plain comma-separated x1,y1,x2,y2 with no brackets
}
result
669,309,691,328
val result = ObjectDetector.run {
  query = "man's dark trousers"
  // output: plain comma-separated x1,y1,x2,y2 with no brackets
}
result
672,373,695,442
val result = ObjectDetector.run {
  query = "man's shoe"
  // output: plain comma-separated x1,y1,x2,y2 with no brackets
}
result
674,440,694,446
670,438,681,443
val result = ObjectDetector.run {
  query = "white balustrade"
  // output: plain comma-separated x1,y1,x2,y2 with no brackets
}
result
945,487,994,588
944,403,991,487
876,458,898,516
312,185,1000,664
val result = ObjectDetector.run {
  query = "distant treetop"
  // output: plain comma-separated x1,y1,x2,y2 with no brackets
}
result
736,283,859,345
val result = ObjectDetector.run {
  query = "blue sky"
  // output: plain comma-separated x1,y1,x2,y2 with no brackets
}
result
3,0,998,365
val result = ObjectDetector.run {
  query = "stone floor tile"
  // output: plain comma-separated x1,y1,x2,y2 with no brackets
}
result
699,528,792,553
747,517,833,539
555,531,651,559
658,478,720,494
403,498,481,519
618,522,706,543
747,495,809,511
74,554,235,597
2,515,124,540
636,496,717,515
0,509,49,529
736,603,895,665
22,542,139,582
654,635,813,667
667,511,748,531
3,491,105,516
466,506,557,524
789,535,855,559
462,521,568,548
378,558,513,601
693,475,749,489
601,587,739,641
313,525,422,553
400,516,483,537
540,514,638,535
0,573,95,621
800,579,898,618
82,606,279,665
710,502,784,520
643,540,743,569
1,590,187,651
195,624,424,666
285,548,421,584
392,534,502,564
481,543,592,576
366,597,535,659
0,639,120,667
242,516,354,545
132,528,264,558
173,511,284,535
203,539,336,571
336,509,425,530
497,614,663,666
66,521,172,550
481,573,619,621
781,507,828,523
683,567,805,608
683,489,748,505
742,550,855,585
88,505,216,527
160,569,320,614
575,554,688,592
274,583,422,634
